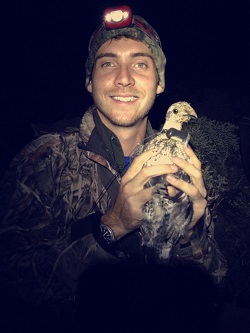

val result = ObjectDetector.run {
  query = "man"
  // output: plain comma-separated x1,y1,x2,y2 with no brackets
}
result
0,5,227,329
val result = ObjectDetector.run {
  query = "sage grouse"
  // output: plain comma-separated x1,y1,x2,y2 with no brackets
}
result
138,101,198,261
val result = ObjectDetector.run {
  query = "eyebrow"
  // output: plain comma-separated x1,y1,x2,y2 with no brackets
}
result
95,52,154,62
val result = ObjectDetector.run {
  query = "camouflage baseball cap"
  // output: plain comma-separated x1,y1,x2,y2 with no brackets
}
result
85,6,167,90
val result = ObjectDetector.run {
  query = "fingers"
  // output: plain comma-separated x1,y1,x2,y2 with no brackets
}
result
173,156,202,181
172,153,207,198
166,174,201,200
167,147,208,226
122,149,155,182
166,174,207,226
167,185,179,197
124,146,207,201
184,145,202,170
122,149,178,187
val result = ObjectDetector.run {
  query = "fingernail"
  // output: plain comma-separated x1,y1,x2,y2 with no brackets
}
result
170,164,178,171
167,174,176,182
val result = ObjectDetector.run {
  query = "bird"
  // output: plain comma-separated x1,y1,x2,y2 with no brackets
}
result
136,101,198,261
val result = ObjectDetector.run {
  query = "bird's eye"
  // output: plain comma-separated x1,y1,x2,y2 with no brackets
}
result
173,109,178,114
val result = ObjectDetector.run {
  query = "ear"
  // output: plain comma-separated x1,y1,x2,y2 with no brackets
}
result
87,80,93,93
156,84,164,95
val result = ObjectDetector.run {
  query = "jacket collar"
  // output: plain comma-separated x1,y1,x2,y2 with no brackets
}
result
79,105,155,174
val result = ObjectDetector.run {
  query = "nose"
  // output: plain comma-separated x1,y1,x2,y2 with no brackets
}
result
114,64,135,87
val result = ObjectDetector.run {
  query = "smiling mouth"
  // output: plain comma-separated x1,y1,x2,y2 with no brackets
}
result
112,96,137,102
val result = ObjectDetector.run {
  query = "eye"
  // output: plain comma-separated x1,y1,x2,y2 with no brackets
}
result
134,62,147,69
101,62,114,68
173,109,178,114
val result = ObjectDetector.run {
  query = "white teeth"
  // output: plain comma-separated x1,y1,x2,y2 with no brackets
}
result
113,96,136,102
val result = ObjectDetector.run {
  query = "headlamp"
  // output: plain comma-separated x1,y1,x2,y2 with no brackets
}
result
104,6,132,28
93,5,161,48
86,5,167,90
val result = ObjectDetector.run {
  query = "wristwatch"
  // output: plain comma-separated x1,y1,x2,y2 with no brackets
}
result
99,223,116,245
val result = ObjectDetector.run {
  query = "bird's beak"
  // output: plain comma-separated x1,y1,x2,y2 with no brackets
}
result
188,113,198,119
185,110,198,119
183,113,198,121
181,111,198,123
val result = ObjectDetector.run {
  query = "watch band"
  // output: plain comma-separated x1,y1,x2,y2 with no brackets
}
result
91,212,117,253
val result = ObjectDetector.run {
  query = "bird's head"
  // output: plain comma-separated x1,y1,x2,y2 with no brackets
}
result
163,101,197,130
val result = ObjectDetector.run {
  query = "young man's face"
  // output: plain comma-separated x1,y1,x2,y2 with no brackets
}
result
87,37,163,129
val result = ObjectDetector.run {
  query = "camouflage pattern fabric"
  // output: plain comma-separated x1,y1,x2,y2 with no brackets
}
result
0,105,227,313
0,105,122,307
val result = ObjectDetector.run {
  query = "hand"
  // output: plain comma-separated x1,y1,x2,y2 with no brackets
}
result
166,145,207,241
101,149,179,239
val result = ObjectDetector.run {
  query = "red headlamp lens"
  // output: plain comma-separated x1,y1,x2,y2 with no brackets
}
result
104,5,132,29
90,6,162,49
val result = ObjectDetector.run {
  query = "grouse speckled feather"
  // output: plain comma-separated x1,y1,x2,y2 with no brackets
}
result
136,101,198,261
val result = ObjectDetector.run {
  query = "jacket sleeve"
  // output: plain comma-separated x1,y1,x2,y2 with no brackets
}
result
0,135,127,306
171,207,228,285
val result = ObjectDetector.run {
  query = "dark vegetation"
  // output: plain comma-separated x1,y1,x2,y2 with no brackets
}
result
184,117,250,309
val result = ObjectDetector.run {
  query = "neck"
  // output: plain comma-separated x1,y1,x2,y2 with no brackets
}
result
96,111,148,155
163,119,182,131
113,124,147,156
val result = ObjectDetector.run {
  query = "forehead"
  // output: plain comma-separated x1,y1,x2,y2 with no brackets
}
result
95,37,152,56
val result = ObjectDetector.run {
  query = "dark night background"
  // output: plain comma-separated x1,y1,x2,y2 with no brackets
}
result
1,0,250,169
1,1,250,330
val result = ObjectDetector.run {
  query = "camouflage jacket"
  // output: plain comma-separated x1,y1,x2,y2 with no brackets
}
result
0,105,227,309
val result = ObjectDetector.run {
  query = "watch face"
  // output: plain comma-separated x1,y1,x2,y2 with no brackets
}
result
100,224,115,245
